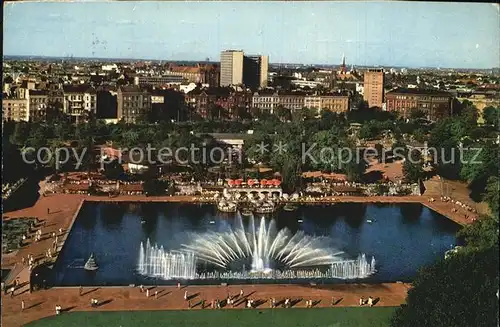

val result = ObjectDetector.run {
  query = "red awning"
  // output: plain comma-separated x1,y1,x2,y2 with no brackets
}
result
247,179,255,186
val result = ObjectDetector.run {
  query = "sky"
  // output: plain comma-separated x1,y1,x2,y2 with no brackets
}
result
3,1,499,68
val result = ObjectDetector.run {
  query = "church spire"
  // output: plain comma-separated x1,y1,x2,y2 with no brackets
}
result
341,54,346,74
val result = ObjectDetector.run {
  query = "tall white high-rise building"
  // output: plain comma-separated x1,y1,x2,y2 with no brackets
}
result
220,50,244,86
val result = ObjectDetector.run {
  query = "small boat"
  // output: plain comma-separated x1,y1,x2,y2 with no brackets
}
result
254,201,277,214
217,200,237,213
209,220,216,224
298,219,303,223
283,204,298,212
366,219,373,223
84,253,99,271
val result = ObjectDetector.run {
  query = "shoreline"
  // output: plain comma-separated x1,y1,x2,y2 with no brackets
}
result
1,192,476,326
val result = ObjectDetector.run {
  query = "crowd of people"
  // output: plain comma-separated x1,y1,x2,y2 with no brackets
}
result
2,178,27,200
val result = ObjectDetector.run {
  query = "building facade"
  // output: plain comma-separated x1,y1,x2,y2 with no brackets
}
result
3,98,29,122
134,75,185,87
253,93,349,114
27,89,48,122
252,92,280,114
117,86,151,123
320,95,350,113
63,85,97,122
363,68,384,108
220,50,244,86
243,55,269,89
385,88,452,121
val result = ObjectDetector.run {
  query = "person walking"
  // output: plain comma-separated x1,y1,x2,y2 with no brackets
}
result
21,300,25,312
155,291,158,299
146,289,149,298
184,290,188,301
79,286,83,296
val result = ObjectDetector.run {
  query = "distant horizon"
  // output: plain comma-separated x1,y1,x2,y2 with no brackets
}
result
4,2,499,69
3,54,498,71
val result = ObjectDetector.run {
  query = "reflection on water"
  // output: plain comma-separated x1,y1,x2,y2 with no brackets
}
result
400,203,423,223
53,202,461,286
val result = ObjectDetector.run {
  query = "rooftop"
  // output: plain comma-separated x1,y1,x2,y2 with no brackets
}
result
63,85,95,93
386,87,451,96
118,85,146,93
29,90,48,96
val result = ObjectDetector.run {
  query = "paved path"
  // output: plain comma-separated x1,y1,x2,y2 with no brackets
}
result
1,282,410,327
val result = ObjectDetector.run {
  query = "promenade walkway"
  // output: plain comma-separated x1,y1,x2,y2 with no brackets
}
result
1,282,409,327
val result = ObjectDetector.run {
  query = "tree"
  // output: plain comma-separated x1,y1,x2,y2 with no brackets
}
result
234,106,251,121
343,149,367,182
10,122,31,146
307,129,346,172
244,132,273,164
358,122,378,140
143,179,170,196
428,118,461,179
391,245,499,327
412,128,426,143
374,143,384,160
103,159,125,180
460,142,499,200
301,107,317,120
402,148,424,183
278,153,302,193
458,215,499,251
484,176,499,217
208,103,228,121
482,106,499,127
275,105,291,122
409,108,426,120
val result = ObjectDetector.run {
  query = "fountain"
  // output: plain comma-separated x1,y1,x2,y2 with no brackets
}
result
182,214,346,272
137,240,196,279
137,214,376,281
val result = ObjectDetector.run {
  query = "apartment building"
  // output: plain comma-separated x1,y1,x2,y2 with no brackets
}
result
253,93,349,114
134,75,186,87
320,95,350,113
243,55,269,89
385,88,452,121
27,89,49,122
220,50,244,86
363,68,384,108
63,85,97,122
2,98,29,122
117,86,151,123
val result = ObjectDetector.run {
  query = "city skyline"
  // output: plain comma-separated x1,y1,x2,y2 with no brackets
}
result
3,2,500,69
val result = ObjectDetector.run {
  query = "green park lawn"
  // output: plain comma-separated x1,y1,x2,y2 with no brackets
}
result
26,307,396,327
